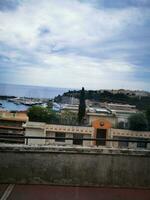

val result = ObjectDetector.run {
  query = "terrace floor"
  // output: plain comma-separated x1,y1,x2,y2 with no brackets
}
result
0,184,150,200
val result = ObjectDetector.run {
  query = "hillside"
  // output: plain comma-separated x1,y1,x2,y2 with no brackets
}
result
54,90,150,111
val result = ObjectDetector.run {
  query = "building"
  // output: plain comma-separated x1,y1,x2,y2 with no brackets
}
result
86,107,117,128
111,128,150,149
24,119,150,149
57,96,79,104
61,104,79,113
106,103,137,129
86,103,137,129
60,102,137,129
24,122,93,146
0,111,28,143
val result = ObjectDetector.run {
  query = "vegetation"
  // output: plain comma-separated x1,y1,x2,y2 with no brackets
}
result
78,87,86,124
145,107,150,130
28,91,150,130
47,100,53,109
27,106,59,124
60,110,78,125
54,90,150,111
128,113,148,131
27,106,78,125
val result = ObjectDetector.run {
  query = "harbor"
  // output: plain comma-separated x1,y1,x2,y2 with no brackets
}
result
0,97,48,111
8,97,43,106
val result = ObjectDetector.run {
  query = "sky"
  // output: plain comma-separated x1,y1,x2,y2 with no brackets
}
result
0,0,150,91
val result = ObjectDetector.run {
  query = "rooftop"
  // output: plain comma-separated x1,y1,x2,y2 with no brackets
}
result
0,111,28,122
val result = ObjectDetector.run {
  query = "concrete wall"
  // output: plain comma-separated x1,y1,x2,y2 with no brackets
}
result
0,145,150,188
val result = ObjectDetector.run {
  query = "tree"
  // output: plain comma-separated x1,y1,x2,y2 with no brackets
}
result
47,100,53,109
128,113,148,131
61,110,78,125
27,106,59,124
78,87,86,124
145,107,150,130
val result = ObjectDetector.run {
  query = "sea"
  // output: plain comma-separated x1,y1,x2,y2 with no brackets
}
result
0,83,69,111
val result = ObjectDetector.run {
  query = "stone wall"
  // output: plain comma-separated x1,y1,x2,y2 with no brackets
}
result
0,145,150,188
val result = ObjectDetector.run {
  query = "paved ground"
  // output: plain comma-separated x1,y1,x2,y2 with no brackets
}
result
0,184,8,199
0,184,150,200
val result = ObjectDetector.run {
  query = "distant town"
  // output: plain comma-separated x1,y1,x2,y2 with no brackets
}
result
0,88,150,109
0,87,150,150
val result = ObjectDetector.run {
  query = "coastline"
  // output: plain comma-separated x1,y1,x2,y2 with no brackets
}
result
0,96,49,112
0,83,69,111
0,83,69,99
0,95,16,100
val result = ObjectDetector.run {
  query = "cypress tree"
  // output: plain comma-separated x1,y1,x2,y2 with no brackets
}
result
78,87,86,124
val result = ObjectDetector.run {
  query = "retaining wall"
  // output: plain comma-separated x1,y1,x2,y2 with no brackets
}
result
0,145,150,188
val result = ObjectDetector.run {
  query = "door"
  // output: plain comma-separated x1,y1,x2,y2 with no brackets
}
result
96,129,106,146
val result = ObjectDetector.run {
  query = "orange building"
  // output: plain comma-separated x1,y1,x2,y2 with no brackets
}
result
0,111,28,143
92,119,112,146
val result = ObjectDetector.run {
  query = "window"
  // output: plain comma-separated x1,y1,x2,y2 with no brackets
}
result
117,137,129,148
137,139,147,148
55,132,65,142
118,121,125,129
73,133,83,145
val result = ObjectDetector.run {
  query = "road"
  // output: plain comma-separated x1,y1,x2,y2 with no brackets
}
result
0,184,150,200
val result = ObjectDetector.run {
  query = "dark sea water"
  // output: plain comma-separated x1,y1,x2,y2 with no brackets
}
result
0,83,69,111
0,83,69,98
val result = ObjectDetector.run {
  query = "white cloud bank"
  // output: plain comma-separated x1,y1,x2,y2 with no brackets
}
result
0,0,150,90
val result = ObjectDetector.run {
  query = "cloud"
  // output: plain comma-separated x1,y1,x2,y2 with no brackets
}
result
0,0,150,90
0,0,148,50
84,0,150,9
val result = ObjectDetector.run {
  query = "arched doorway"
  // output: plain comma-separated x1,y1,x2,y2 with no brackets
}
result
92,119,112,146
